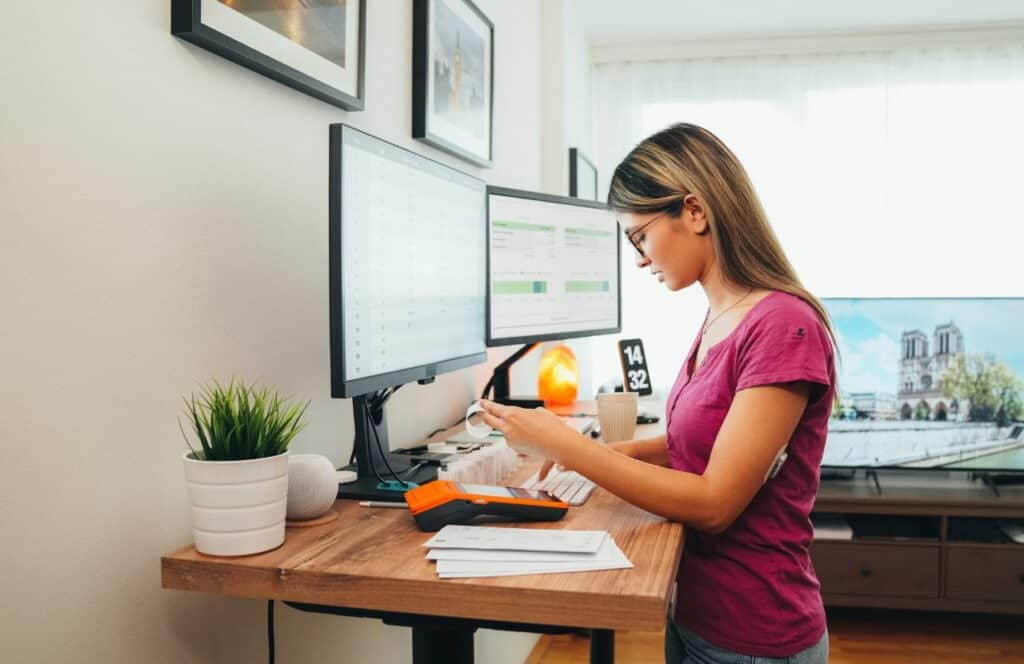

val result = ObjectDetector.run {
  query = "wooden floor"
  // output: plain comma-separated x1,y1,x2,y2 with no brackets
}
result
525,608,1024,663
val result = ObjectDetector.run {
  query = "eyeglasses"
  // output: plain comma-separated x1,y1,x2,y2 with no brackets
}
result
621,210,670,259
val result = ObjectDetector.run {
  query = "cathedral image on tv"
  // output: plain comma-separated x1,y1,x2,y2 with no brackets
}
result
822,298,1024,471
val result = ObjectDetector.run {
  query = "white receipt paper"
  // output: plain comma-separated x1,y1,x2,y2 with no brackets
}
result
464,401,493,439
424,525,607,553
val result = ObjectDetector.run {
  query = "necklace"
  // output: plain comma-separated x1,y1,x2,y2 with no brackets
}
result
702,289,754,337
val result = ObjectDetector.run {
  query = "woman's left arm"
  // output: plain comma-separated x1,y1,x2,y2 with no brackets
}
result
480,383,810,534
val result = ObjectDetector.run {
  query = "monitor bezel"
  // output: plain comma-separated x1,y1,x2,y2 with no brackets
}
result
329,123,488,399
485,186,622,348
821,295,1024,474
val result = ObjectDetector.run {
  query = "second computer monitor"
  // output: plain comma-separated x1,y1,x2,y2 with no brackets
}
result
486,187,621,346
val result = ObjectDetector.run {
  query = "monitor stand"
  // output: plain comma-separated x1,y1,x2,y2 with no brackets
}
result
337,393,438,502
487,343,544,408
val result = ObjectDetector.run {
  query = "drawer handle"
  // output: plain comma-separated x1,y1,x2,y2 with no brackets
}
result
859,568,873,578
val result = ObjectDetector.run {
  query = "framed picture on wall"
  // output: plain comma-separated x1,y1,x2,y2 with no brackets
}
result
569,148,599,200
413,0,494,167
171,0,366,111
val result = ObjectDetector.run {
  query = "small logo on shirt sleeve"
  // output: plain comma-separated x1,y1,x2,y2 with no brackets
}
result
796,327,806,338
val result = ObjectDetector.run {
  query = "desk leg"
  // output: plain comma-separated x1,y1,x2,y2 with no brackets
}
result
412,625,474,664
590,629,614,664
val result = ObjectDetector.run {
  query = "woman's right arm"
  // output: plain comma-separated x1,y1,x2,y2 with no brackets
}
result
610,434,669,466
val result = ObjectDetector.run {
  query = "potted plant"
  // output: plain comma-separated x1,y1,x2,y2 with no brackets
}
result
180,379,308,556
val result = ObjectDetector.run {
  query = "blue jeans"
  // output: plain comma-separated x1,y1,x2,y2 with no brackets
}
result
664,619,829,664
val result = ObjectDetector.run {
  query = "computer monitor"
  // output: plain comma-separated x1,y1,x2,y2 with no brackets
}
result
329,124,487,499
823,297,1024,485
484,187,621,404
486,187,620,345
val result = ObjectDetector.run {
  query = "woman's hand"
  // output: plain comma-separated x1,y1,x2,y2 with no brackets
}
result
476,399,586,465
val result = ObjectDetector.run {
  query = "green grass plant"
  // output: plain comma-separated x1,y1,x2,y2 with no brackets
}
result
180,378,309,461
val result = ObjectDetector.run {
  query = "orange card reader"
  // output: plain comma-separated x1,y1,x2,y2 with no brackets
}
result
404,480,569,531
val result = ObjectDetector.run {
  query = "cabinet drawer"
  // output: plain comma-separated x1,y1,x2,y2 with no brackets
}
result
811,542,939,598
946,548,1024,602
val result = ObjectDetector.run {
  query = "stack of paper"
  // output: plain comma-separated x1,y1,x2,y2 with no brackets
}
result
423,525,633,579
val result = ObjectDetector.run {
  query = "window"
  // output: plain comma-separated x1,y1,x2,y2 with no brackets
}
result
593,43,1024,393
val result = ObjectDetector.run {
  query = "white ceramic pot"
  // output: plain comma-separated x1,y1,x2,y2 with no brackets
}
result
183,450,289,556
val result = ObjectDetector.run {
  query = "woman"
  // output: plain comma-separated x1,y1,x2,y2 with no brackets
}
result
479,123,834,663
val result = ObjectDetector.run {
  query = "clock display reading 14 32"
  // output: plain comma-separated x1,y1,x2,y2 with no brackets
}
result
617,338,653,396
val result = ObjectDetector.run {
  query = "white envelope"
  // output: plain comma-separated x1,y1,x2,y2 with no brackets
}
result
427,534,627,562
424,525,608,554
430,534,633,578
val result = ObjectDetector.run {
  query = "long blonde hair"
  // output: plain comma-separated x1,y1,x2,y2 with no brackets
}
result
608,123,839,352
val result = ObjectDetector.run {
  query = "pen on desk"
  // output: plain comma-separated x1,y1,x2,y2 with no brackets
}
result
358,501,407,508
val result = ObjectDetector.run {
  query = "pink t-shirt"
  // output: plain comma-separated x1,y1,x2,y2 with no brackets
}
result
666,291,834,657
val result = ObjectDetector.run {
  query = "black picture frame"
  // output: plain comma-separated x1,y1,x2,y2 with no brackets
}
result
413,0,495,167
171,0,366,111
569,147,599,200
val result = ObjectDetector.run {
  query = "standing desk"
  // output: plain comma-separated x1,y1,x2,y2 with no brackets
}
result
161,417,681,664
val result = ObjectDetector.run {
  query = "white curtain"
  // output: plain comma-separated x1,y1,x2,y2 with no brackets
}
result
591,43,1024,395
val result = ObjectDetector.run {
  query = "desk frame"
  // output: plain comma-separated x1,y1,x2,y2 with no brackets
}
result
284,602,615,664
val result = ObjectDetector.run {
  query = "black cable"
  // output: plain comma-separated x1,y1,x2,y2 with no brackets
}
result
365,415,389,486
365,398,408,486
428,409,475,439
368,390,385,418
369,384,403,419
401,461,429,481
480,375,494,400
367,438,389,486
355,394,388,486
267,600,275,664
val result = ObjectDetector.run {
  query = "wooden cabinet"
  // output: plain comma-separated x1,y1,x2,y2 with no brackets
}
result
945,547,1024,603
812,542,939,598
811,474,1024,614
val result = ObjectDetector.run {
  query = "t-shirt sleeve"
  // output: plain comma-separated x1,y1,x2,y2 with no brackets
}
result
735,305,833,403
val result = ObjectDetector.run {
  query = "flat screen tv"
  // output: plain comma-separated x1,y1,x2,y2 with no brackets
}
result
823,298,1024,472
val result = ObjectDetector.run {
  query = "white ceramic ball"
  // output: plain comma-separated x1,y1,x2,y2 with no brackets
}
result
286,454,337,520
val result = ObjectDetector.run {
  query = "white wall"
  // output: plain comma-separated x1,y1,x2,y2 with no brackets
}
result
508,0,611,400
0,1,546,661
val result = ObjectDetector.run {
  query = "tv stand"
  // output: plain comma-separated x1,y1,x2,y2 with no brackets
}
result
812,470,1024,615
820,468,856,481
821,468,883,494
865,469,882,495
970,471,1024,498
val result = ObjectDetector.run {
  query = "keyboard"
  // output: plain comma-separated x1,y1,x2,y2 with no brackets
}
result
559,416,595,434
519,468,597,505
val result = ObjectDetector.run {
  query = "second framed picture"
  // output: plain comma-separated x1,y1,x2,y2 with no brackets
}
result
413,0,494,167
